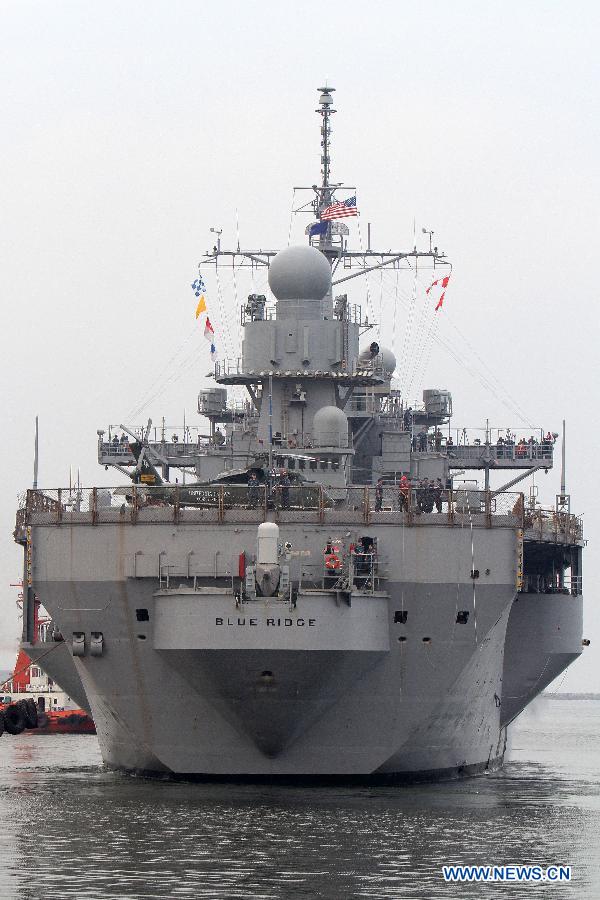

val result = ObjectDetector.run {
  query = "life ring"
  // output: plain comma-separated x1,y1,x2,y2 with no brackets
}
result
324,553,342,570
18,698,38,729
3,703,26,735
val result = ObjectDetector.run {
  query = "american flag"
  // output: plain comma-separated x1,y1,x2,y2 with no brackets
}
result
320,196,359,220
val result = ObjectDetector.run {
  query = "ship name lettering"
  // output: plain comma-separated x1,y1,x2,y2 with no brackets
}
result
214,617,316,627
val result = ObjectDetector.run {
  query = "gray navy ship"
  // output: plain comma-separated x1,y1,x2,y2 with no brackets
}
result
14,87,585,779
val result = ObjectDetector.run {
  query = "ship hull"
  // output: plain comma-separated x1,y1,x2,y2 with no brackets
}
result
23,639,91,714
25,515,581,778
501,591,583,726
76,587,510,779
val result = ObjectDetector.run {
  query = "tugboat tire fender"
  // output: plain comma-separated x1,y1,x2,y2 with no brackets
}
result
3,703,26,735
0,710,4,738
18,698,38,728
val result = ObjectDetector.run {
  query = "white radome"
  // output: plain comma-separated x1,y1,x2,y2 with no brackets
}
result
268,245,331,301
313,405,349,448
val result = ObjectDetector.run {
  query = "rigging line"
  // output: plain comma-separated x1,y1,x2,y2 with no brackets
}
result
434,328,535,426
386,269,535,424
214,266,234,362
377,266,384,341
391,268,400,378
405,286,435,398
407,270,437,392
229,259,245,408
287,188,296,247
130,342,208,417
392,271,536,423
412,323,437,395
0,640,65,693
382,274,413,376
378,272,466,394
126,326,199,421
434,330,530,424
442,316,535,428
127,349,200,423
405,268,534,427
394,266,444,396
144,316,223,398
399,265,419,397
412,303,443,394
355,219,375,324
386,272,536,419
405,306,433,396
231,257,241,359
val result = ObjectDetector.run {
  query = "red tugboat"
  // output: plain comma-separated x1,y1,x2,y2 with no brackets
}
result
0,590,95,736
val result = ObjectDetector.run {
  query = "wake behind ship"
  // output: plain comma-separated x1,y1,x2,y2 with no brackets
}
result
14,87,585,779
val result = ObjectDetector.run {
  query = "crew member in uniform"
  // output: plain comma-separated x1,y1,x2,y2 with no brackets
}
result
323,539,342,587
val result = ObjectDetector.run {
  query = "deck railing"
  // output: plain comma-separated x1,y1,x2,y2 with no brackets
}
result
17,485,582,542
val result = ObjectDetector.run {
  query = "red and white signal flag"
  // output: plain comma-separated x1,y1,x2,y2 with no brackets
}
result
426,274,451,311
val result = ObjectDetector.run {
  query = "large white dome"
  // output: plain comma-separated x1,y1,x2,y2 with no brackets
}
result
268,245,331,301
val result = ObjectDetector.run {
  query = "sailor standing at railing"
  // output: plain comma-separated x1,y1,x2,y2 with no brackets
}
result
398,475,410,511
247,472,260,508
279,470,290,509
323,538,342,587
375,478,384,511
434,478,444,513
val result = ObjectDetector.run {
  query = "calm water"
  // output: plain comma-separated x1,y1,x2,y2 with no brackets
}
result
1,695,599,900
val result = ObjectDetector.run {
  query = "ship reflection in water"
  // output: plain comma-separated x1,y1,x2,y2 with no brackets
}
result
1,696,599,899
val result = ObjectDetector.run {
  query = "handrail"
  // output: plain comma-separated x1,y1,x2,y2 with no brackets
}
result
20,485,582,542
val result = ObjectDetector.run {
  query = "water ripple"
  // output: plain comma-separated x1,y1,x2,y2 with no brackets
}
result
0,698,599,899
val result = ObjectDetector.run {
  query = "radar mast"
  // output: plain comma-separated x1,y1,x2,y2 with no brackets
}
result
316,85,336,207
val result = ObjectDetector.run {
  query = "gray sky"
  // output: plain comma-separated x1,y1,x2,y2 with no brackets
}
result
1,1,599,691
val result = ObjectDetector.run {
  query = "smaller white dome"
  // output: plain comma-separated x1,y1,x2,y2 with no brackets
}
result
268,245,331,301
313,406,349,448
359,342,396,377
379,345,397,377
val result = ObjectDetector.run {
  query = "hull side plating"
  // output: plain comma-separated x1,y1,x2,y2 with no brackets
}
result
30,520,523,776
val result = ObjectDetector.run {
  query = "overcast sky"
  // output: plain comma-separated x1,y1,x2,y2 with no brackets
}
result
1,1,599,691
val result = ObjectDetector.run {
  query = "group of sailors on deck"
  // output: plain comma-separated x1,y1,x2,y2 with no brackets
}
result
406,425,556,460
375,476,448,513
496,431,556,459
110,433,130,452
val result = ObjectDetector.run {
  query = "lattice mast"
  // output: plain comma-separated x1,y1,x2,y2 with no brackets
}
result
315,85,336,256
